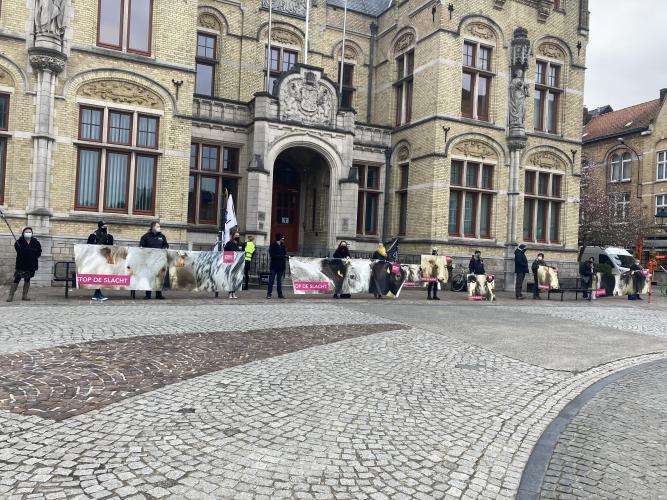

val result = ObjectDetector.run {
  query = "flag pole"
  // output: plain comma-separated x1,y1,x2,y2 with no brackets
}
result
266,0,273,93
304,0,310,64
218,188,228,252
338,0,348,107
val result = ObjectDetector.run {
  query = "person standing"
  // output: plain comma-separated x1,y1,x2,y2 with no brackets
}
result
224,231,244,299
7,228,42,302
87,220,113,301
139,221,169,300
514,244,529,300
332,240,351,299
580,257,595,299
242,235,256,291
426,247,441,301
468,250,485,275
629,260,644,301
531,253,546,300
266,233,287,299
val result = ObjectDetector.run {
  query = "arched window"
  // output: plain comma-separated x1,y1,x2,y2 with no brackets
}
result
610,152,631,182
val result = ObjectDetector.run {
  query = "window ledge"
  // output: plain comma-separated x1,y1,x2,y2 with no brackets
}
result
73,140,162,155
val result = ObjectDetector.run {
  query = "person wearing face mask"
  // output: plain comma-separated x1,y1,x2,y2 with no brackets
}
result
468,250,485,275
87,221,114,301
426,247,441,301
224,230,244,299
332,240,352,299
139,221,169,299
242,235,256,291
531,253,547,300
266,233,287,299
7,228,42,302
514,244,529,300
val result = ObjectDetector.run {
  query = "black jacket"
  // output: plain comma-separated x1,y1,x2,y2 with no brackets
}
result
579,262,594,278
333,246,350,259
514,249,529,274
469,256,485,275
87,229,114,246
14,237,42,272
269,241,287,271
139,231,169,249
224,240,244,252
532,258,547,273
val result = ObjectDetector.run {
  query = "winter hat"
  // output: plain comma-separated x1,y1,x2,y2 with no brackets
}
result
518,243,527,251
97,220,107,228
276,233,285,241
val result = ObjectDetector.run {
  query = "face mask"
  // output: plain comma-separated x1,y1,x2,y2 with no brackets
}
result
154,227,161,233
101,228,107,233
234,237,240,241
23,233,33,239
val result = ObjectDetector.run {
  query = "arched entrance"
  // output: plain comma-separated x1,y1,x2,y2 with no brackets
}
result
272,147,331,254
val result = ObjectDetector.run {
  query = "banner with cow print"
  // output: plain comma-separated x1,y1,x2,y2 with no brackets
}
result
536,265,560,291
74,245,245,292
289,257,426,297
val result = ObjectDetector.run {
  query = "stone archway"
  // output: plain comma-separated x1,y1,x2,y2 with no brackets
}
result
271,147,331,254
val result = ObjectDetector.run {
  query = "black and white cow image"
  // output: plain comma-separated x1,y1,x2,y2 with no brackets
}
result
402,264,422,287
125,247,169,291
341,259,372,294
370,261,406,298
319,258,348,295
74,245,130,289
614,270,649,296
188,251,245,292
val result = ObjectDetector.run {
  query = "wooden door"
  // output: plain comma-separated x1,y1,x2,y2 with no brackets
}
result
272,186,300,252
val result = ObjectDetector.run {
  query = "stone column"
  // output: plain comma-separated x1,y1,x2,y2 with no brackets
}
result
504,28,530,290
27,47,66,233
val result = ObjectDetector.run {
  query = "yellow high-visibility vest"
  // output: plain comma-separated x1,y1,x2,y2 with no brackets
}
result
245,241,256,262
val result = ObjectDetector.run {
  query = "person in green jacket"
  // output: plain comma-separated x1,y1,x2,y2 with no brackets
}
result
243,235,255,290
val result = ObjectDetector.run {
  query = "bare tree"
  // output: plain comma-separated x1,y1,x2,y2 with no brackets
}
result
579,160,645,248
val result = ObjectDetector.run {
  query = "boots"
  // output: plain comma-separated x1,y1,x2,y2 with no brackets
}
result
21,281,31,301
6,282,18,302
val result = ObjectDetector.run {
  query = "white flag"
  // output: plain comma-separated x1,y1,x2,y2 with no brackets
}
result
223,194,238,246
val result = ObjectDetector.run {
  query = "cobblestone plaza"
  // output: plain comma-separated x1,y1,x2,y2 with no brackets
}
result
0,291,665,499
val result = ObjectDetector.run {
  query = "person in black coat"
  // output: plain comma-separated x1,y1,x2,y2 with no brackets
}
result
514,243,529,300
266,233,287,299
332,241,351,299
139,221,168,299
531,253,547,299
224,231,244,299
468,250,485,275
87,220,114,301
7,227,42,302
629,260,644,301
579,257,595,299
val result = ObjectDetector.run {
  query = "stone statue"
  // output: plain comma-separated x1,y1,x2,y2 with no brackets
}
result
34,0,68,36
509,68,530,127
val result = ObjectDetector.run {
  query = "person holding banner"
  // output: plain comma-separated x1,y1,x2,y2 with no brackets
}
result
531,253,546,300
87,221,113,301
7,228,42,302
139,222,169,300
426,248,441,301
224,231,244,299
332,240,352,299
266,233,287,299
469,251,485,275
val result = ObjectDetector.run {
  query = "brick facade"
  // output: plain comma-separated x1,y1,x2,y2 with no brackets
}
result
0,0,589,286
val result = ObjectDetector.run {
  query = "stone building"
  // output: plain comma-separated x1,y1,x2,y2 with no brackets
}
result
582,89,667,260
0,0,589,286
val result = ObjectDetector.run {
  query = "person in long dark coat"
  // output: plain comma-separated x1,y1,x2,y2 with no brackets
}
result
514,244,529,300
7,227,42,302
468,250,485,275
579,257,595,299
531,253,547,299
266,233,287,299
332,241,351,299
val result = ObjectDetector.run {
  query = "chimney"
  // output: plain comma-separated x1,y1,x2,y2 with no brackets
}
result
583,106,591,125
660,88,667,103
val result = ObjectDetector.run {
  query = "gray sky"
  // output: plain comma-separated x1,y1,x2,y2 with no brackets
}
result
584,0,667,111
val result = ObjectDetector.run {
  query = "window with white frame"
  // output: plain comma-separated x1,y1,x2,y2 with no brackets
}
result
523,170,563,243
75,105,159,214
449,159,495,238
610,152,632,182
609,192,631,220
461,41,493,122
657,194,667,216
534,60,562,134
657,151,667,181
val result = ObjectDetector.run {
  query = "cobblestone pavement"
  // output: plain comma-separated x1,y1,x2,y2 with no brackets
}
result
0,296,665,499
540,359,667,499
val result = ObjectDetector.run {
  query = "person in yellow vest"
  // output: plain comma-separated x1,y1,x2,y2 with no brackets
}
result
243,235,256,290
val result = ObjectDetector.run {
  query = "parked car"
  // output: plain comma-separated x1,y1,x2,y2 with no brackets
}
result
579,246,639,274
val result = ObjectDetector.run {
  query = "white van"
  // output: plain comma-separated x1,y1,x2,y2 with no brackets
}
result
579,246,638,274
